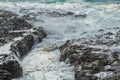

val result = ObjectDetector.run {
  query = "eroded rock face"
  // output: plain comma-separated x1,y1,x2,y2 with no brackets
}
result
0,54,22,79
60,29,120,80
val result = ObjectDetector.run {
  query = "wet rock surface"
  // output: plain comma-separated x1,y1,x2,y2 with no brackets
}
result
33,27,47,42
0,70,11,80
10,27,47,58
60,29,120,80
10,34,34,57
0,54,22,79
21,9,87,21
0,10,47,80
0,10,32,46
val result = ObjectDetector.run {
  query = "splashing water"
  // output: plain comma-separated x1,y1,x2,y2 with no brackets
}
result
0,0,120,80
0,0,66,3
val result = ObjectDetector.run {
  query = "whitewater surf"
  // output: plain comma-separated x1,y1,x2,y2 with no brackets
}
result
0,0,120,80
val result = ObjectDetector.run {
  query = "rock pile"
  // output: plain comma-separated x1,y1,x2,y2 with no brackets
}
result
60,29,120,80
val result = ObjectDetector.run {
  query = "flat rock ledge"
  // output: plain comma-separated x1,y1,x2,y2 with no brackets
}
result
0,10,47,80
60,29,120,80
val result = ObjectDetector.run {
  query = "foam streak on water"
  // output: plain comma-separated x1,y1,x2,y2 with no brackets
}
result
0,1,120,80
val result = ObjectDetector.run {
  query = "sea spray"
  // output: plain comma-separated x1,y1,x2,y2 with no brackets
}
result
0,0,120,80
33,34,39,45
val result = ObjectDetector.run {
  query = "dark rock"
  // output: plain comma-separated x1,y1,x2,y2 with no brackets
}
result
0,9,31,31
0,54,22,78
115,30,120,42
4,18,32,30
105,32,114,36
10,40,29,57
0,10,33,46
59,30,120,80
0,38,7,46
10,34,34,57
42,11,74,17
33,27,47,42
0,10,18,18
23,34,34,51
0,70,11,80
0,10,47,80
98,29,104,32
0,28,9,37
75,14,87,18
10,27,47,58
112,52,119,61
22,10,87,20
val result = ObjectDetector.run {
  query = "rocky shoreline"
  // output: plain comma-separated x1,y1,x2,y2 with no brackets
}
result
0,7,120,80
60,29,120,80
0,10,47,80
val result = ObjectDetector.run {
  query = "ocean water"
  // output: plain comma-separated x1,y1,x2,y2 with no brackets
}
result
0,0,120,80
1,0,120,3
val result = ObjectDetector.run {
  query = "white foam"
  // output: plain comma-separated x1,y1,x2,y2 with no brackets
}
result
0,42,11,54
0,1,120,80
18,47,74,80
95,72,113,80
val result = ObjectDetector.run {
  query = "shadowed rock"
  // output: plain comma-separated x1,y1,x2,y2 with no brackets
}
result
0,70,11,80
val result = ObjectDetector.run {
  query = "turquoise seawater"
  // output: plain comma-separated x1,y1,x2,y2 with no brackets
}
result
1,0,120,3
0,0,66,3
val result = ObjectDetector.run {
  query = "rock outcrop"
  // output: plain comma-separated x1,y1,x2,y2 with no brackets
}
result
60,29,120,80
10,27,47,58
22,10,87,21
0,10,32,46
0,54,22,79
0,10,47,80
10,34,34,57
